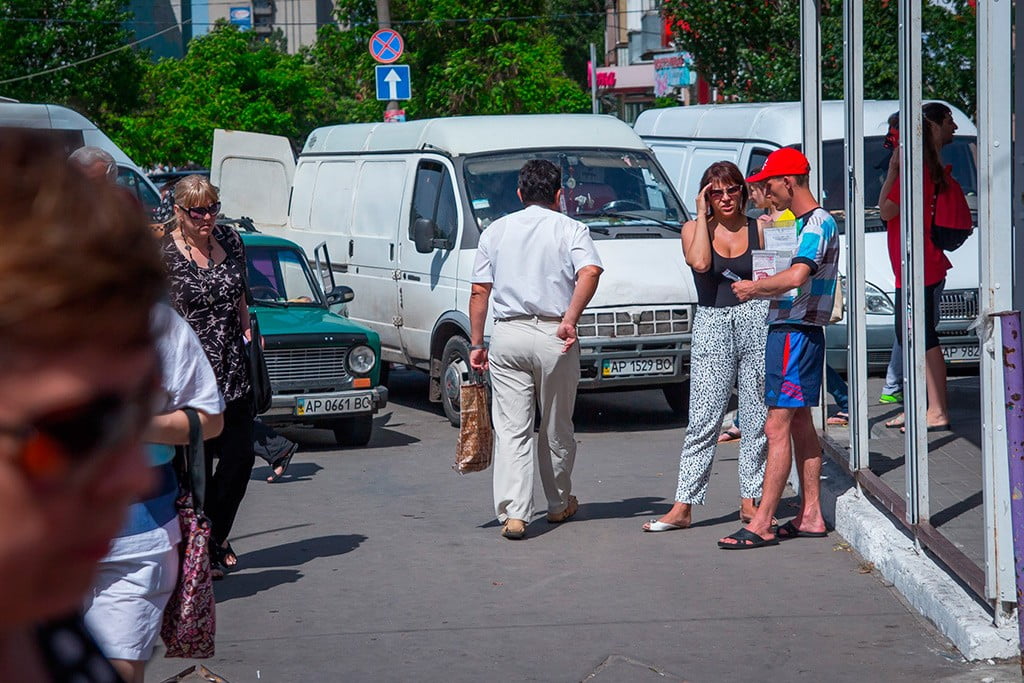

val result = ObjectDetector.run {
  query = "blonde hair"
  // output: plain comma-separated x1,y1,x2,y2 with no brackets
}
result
0,130,165,358
173,174,219,209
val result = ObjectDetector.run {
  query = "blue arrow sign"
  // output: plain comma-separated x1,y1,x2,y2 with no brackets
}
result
376,65,411,101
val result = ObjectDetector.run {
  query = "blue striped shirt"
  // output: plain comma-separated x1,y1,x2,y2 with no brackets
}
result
767,207,840,327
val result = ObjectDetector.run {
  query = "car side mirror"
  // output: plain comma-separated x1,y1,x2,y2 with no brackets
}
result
413,218,437,253
326,285,354,305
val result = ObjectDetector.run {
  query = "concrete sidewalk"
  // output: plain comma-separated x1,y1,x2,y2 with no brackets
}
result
147,372,1016,681
823,374,985,570
817,373,1020,661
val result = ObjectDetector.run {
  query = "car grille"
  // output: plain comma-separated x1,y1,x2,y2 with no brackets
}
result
577,307,692,338
265,347,349,392
939,289,978,321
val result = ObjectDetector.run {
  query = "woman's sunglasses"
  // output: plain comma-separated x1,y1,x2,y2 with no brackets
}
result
708,185,743,199
178,202,221,220
0,370,161,481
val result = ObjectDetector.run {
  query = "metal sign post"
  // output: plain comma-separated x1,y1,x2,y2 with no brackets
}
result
898,0,928,526
843,0,867,472
978,0,1015,606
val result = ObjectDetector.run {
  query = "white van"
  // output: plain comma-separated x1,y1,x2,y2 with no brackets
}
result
212,115,698,425
634,100,980,372
0,100,161,211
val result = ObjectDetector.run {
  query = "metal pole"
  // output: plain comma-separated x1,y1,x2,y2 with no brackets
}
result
843,0,867,471
898,0,928,524
376,0,400,114
996,311,1024,673
1015,2,1024,315
590,43,599,115
978,0,1015,604
800,0,824,430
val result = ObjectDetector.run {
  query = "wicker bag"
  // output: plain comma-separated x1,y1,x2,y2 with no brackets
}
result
454,379,493,474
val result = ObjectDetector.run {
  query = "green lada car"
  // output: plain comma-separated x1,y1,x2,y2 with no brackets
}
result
238,227,387,447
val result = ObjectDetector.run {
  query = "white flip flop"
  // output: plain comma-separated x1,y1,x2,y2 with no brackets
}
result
642,520,687,532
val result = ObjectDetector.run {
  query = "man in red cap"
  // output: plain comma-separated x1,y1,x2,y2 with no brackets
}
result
717,147,839,549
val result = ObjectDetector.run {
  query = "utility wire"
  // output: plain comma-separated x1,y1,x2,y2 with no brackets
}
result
0,20,187,85
0,6,662,26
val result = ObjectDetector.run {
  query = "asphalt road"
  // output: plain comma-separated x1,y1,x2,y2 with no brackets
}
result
146,368,1013,682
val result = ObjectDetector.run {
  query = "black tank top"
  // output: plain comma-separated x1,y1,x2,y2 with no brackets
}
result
693,217,760,308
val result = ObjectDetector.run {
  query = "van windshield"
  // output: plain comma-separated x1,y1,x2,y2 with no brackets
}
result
246,246,324,307
464,150,687,238
817,136,978,213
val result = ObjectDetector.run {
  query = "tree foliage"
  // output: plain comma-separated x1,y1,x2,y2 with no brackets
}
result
0,0,147,128
112,24,328,166
310,0,591,122
662,0,976,116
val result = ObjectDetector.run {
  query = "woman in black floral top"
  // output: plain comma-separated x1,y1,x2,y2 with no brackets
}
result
164,175,254,576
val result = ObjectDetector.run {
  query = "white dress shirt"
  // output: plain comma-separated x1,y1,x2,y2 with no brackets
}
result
471,204,602,319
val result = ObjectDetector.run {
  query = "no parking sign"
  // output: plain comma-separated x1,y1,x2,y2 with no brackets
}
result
369,29,404,64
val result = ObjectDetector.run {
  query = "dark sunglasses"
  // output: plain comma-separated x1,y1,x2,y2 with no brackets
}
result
178,202,221,220
708,185,743,199
0,370,161,480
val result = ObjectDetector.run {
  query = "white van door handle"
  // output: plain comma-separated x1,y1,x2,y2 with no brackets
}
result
405,273,421,282
349,240,354,258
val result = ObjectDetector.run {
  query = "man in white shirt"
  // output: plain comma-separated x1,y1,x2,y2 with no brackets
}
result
469,160,603,540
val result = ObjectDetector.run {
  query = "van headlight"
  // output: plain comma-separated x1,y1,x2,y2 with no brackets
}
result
865,282,895,315
347,345,376,374
840,276,895,316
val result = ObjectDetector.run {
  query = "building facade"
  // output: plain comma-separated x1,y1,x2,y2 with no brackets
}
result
597,0,696,122
129,0,336,58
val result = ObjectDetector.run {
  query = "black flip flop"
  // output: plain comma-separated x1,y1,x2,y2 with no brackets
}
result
267,444,298,483
717,528,779,550
777,520,828,540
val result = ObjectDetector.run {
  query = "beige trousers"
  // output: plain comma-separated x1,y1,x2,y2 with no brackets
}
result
489,317,580,523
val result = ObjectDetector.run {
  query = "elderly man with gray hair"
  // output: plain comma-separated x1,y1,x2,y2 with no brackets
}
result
68,145,118,183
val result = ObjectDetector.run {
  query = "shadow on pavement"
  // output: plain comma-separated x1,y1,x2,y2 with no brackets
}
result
250,461,324,484
214,568,302,602
239,533,367,570
216,534,368,602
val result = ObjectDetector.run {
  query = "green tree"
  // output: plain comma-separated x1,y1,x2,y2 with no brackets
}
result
112,23,329,166
309,0,591,122
0,0,147,128
662,0,976,116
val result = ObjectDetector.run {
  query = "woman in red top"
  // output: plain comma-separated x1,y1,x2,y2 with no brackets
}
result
877,115,957,430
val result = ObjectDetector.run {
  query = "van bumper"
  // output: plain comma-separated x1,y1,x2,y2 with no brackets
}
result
576,334,691,390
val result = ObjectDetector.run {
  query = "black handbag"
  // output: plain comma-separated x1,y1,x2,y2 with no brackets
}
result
222,222,273,414
247,313,272,414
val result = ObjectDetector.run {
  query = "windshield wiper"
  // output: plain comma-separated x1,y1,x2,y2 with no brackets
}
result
576,211,680,231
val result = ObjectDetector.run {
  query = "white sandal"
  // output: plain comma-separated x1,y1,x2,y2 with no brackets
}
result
642,520,687,532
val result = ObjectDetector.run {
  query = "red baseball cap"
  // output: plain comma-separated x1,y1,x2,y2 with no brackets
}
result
746,147,811,183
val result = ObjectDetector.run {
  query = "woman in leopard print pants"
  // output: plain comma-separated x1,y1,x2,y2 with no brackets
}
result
643,162,769,532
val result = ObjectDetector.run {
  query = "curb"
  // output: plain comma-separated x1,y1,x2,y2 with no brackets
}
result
818,439,1019,661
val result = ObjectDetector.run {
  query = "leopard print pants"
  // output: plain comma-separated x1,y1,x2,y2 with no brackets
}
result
674,300,770,503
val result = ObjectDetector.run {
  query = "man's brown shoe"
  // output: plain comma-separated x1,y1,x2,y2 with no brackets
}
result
547,495,579,523
501,519,527,539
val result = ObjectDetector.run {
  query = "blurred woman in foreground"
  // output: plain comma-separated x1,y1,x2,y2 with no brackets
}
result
0,130,166,679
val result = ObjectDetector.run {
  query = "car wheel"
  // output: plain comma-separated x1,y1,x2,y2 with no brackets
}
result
330,415,373,447
662,381,690,422
440,335,471,427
